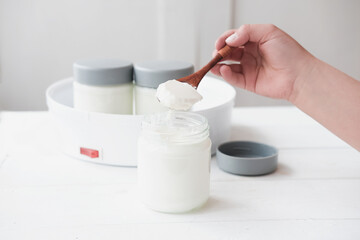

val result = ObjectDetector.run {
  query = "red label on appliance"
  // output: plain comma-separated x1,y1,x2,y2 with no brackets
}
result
80,147,99,158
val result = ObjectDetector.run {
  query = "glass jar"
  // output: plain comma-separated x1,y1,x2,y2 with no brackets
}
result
73,59,133,114
134,60,194,115
137,111,211,213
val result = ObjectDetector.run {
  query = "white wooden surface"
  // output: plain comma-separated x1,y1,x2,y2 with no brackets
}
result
1,107,360,240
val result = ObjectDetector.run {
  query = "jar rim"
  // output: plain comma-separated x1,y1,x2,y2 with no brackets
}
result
141,111,209,143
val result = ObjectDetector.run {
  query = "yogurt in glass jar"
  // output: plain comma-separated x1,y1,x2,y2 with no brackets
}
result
137,111,211,213
73,59,133,114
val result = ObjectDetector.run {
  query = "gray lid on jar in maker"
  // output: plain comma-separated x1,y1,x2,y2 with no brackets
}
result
216,141,278,176
134,60,194,88
74,59,133,86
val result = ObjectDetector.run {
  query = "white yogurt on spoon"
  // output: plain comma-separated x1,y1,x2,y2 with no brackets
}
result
156,79,202,111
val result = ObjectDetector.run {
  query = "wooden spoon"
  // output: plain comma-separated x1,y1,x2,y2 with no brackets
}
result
177,45,234,89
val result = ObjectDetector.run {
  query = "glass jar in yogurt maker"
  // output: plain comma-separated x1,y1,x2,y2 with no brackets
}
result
137,111,211,213
134,60,194,115
73,59,133,114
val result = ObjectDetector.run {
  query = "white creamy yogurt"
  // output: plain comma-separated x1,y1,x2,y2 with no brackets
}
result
156,80,203,111
137,111,211,213
135,86,168,115
73,82,133,114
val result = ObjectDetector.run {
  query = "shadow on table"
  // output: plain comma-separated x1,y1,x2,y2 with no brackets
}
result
192,196,238,214
192,165,293,215
275,162,292,176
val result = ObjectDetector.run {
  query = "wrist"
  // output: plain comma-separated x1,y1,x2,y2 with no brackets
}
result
288,54,322,106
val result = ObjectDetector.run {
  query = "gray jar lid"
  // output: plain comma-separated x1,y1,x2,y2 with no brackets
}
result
216,141,278,176
134,60,194,88
74,59,133,86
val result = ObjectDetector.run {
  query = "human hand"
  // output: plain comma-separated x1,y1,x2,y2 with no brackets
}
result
211,24,316,101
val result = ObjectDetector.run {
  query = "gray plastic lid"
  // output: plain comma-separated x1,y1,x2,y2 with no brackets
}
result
74,59,133,86
134,60,194,88
216,141,278,176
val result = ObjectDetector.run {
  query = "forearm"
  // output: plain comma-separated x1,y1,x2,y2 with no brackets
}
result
290,58,360,151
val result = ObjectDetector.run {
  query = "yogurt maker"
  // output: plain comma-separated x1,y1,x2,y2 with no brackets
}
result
46,76,236,166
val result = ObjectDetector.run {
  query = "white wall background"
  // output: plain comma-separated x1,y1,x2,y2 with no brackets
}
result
0,0,359,110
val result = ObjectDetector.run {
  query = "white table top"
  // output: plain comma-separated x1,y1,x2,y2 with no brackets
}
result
1,107,359,240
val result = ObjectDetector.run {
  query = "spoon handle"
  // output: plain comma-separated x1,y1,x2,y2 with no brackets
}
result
197,45,234,79
176,45,234,88
218,45,233,58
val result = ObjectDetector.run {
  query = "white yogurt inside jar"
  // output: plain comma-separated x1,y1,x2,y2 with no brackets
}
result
137,111,211,213
73,59,133,114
